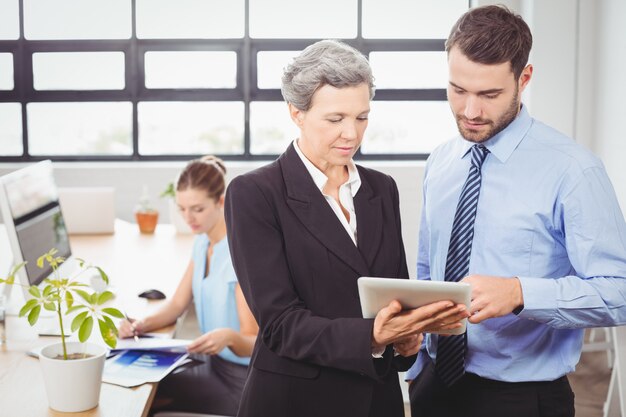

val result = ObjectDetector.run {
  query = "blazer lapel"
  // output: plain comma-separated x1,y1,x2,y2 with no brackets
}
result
354,168,383,271
280,144,370,277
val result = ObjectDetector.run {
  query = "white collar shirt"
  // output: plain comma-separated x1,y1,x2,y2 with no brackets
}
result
293,140,361,246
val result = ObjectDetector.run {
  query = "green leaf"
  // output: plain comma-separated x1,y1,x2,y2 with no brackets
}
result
4,276,14,285
66,304,88,315
65,291,74,309
46,279,61,287
43,285,54,297
43,302,56,312
102,315,118,335
76,258,86,268
36,255,45,269
95,267,109,285
71,311,89,333
102,307,125,319
97,291,114,305
74,289,92,303
48,294,61,303
78,316,94,342
98,319,117,349
19,299,39,317
0,278,4,284
89,292,98,305
28,305,41,326
28,286,41,298
10,261,27,277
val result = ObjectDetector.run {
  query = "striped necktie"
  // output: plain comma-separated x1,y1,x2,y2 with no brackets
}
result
435,143,489,387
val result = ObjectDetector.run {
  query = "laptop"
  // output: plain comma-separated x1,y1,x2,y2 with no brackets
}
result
58,187,115,234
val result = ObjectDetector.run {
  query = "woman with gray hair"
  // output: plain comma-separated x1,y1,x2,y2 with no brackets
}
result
225,39,468,417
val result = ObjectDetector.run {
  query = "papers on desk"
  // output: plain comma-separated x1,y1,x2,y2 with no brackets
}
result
103,337,193,387
27,336,194,388
102,349,190,388
111,337,192,353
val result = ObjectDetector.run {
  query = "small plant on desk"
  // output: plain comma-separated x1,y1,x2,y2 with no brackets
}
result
0,247,124,358
160,181,175,199
135,185,159,234
0,248,125,412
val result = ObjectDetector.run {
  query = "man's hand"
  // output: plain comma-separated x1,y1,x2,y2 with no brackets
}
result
462,275,524,324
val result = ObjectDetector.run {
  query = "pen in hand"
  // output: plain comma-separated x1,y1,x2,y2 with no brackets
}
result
124,312,140,343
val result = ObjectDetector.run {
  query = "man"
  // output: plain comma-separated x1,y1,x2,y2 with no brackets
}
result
407,5,626,417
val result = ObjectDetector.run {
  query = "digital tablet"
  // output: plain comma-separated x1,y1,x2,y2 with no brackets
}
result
357,277,471,335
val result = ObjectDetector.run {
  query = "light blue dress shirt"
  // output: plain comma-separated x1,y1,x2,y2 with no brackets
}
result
191,234,250,366
406,105,626,382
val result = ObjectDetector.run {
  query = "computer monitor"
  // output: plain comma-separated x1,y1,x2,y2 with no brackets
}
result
0,160,77,307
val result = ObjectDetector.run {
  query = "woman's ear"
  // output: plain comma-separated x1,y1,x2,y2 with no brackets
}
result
288,103,304,127
218,194,225,208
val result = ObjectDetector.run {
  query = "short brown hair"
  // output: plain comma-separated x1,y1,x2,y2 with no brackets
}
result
446,5,532,79
176,155,226,202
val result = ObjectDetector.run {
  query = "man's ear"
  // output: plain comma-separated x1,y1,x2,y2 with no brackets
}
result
518,64,533,93
288,103,305,127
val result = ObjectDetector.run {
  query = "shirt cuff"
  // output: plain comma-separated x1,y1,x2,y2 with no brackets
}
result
371,345,386,358
516,276,558,321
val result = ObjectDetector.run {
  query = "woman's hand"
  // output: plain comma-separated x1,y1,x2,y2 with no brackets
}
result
118,318,143,339
371,300,469,351
187,328,235,355
393,333,424,357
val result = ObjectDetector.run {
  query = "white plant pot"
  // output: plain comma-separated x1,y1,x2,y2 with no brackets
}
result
167,198,192,234
39,342,107,413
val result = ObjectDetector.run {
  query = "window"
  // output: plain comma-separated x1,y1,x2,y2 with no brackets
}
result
0,0,468,161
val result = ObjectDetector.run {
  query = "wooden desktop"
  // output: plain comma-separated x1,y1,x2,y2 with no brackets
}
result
0,220,194,417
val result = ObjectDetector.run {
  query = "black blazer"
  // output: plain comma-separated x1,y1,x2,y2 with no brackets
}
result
225,144,412,417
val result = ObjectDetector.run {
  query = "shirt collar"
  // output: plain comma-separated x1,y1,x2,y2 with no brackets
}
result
293,139,361,197
461,104,533,163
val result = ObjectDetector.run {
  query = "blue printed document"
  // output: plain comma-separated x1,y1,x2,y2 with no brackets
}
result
102,349,190,387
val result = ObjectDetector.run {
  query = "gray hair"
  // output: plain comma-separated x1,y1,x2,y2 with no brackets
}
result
281,39,375,111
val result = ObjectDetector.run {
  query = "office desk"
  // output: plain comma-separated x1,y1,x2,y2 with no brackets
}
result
0,220,194,417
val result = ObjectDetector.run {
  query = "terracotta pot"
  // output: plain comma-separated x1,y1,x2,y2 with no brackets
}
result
135,211,159,234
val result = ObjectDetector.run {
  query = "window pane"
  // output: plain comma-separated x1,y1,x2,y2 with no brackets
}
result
24,0,131,40
27,102,132,155
0,103,22,156
363,101,456,154
145,51,236,89
363,0,467,39
33,52,125,91
250,101,297,154
0,0,19,40
0,53,14,90
250,0,357,39
257,51,299,89
370,51,447,89
138,102,244,155
136,0,244,39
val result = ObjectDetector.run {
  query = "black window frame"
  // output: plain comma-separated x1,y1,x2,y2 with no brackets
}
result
0,0,467,163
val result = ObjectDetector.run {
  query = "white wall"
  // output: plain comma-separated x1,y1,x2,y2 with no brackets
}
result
0,161,426,278
593,0,626,209
2,0,625,279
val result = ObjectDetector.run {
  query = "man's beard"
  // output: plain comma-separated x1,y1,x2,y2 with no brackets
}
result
455,90,520,143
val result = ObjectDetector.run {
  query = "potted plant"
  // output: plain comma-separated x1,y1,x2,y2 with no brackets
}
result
160,181,192,234
135,185,159,234
0,248,124,413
